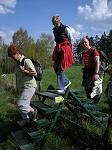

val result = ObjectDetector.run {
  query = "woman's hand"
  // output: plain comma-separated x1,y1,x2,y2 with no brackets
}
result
19,66,25,73
19,66,37,76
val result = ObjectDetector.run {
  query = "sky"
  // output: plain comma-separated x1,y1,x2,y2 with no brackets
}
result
0,0,112,43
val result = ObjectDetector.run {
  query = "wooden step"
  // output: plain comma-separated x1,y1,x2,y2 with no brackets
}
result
17,120,46,144
92,111,108,117
34,118,50,128
96,116,109,124
17,118,50,129
28,130,45,143
17,120,37,132
35,91,64,100
31,101,62,114
19,144,34,150
11,130,34,150
47,89,65,95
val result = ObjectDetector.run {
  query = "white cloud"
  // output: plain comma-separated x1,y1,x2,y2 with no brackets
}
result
74,24,86,38
75,24,83,31
78,0,112,22
0,0,16,8
67,25,81,38
68,24,87,39
0,0,16,14
0,29,14,43
0,4,14,14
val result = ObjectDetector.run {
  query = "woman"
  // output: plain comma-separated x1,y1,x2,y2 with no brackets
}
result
52,15,74,93
8,44,38,121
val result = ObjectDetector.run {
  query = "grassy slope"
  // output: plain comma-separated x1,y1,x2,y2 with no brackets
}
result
0,65,110,149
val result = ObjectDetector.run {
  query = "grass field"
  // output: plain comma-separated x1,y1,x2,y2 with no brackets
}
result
0,65,111,149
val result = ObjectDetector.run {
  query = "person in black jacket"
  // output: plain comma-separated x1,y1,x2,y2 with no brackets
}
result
52,15,74,93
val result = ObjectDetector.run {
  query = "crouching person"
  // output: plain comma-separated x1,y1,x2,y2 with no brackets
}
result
81,37,103,104
8,44,38,121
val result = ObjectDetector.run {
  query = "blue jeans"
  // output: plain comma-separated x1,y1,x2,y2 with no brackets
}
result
57,70,69,90
54,52,69,90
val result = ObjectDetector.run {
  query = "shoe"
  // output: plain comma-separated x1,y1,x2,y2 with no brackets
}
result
18,119,30,127
91,99,100,104
57,89,65,94
64,81,71,90
29,109,38,121
32,109,38,121
91,95,100,104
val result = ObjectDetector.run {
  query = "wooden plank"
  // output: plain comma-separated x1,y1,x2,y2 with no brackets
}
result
70,91,102,126
16,121,44,144
11,130,34,150
92,111,108,117
31,101,60,114
34,118,50,127
17,120,36,131
35,91,63,100
11,130,30,145
31,101,50,109
19,144,34,150
47,89,65,95
97,116,109,123
28,130,45,143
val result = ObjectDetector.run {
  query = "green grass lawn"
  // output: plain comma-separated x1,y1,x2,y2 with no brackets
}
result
0,65,110,149
41,65,83,91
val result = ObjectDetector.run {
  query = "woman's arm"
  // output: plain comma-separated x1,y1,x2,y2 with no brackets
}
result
20,59,37,77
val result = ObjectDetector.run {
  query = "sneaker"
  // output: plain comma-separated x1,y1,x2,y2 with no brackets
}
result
64,81,71,90
57,89,65,94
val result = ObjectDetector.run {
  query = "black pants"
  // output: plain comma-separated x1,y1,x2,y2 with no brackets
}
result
82,68,101,103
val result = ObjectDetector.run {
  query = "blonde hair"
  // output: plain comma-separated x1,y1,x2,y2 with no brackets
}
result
52,15,61,23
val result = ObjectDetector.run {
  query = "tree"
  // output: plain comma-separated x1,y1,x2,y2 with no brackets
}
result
0,36,4,48
12,28,35,56
89,36,95,47
36,33,54,67
12,29,54,67
99,32,107,53
94,35,100,50
106,30,112,63
109,30,112,37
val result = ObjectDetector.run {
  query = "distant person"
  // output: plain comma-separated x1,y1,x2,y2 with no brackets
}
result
81,37,103,104
52,15,74,93
8,44,38,121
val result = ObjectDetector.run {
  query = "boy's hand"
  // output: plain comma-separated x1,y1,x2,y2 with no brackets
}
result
92,73,99,81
